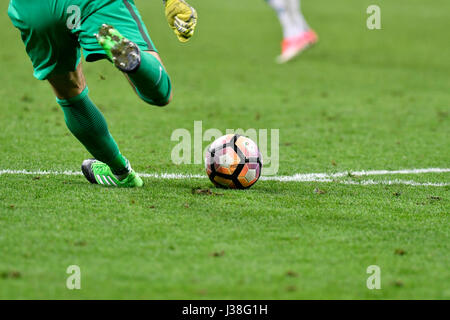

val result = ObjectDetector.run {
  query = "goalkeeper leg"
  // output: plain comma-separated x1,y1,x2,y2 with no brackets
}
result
96,24,173,107
48,64,143,187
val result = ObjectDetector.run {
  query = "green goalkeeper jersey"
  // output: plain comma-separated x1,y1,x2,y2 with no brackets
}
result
8,0,156,80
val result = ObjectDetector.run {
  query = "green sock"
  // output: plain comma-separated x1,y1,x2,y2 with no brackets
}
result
128,51,172,106
57,87,129,176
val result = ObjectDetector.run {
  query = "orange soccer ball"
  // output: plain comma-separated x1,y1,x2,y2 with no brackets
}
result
205,134,263,189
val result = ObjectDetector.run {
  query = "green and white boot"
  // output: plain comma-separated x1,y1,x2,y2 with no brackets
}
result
95,24,141,72
81,159,143,188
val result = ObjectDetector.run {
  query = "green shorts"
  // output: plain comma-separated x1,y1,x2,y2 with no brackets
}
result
8,0,157,80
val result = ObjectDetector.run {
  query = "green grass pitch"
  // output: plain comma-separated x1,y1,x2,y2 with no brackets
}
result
0,0,449,299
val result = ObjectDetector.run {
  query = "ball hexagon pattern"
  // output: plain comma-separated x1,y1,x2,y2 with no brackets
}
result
205,134,262,189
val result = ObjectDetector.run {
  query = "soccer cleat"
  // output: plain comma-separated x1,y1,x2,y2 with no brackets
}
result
276,30,318,64
95,24,141,72
81,159,144,188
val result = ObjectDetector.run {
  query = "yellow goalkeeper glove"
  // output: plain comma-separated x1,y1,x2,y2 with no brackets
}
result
164,0,198,43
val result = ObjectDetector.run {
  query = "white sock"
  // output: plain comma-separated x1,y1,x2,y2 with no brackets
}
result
268,0,309,39
286,0,310,34
267,0,298,39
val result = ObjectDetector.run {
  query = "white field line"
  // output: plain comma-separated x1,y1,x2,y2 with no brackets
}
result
303,179,449,187
262,168,450,181
0,168,449,187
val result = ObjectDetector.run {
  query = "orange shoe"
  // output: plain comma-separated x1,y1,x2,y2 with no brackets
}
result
276,30,318,64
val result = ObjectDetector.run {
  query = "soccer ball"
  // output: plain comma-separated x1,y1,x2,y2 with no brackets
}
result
205,134,263,189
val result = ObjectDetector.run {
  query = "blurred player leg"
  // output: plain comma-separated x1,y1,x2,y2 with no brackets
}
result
267,0,300,39
286,0,310,34
267,0,318,63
